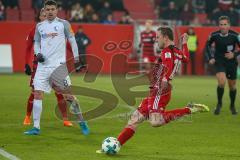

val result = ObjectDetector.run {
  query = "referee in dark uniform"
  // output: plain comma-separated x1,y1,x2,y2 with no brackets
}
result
207,16,240,115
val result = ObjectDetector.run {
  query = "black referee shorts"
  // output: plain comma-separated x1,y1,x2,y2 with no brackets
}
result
215,61,238,80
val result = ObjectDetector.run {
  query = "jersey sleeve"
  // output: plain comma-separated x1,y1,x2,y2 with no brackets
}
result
181,43,190,63
34,23,41,55
206,33,215,60
63,20,75,39
161,50,173,81
235,33,240,47
25,27,35,65
233,33,240,57
63,20,79,59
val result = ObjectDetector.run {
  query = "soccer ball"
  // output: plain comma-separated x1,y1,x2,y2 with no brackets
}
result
102,137,121,154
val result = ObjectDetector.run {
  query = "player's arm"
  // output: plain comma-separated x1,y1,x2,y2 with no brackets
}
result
33,24,44,63
161,50,172,81
138,32,143,53
84,34,91,46
63,20,79,60
206,33,215,64
63,20,83,71
24,28,35,75
181,33,190,63
224,33,240,60
233,33,240,58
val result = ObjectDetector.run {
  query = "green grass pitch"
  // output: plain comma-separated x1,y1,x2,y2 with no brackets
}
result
0,74,240,160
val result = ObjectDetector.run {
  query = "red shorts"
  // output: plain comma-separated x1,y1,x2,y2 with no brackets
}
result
142,55,156,63
137,92,171,117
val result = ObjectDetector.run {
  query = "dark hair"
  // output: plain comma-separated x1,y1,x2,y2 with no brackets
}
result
44,0,57,7
157,27,174,41
218,16,230,24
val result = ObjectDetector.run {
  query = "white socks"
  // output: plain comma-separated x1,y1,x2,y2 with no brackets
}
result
33,99,42,129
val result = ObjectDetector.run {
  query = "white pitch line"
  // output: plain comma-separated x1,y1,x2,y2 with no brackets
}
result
0,149,21,160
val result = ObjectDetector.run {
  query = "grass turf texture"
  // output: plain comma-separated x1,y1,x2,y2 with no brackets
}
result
0,74,240,160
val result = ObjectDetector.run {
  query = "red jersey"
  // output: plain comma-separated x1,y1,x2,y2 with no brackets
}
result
138,44,190,116
25,26,38,70
149,44,189,95
140,30,156,57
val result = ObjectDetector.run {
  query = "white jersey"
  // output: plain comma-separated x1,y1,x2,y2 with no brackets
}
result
34,17,78,68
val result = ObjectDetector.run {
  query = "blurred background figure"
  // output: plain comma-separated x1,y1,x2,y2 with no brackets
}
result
138,20,157,72
0,0,5,20
70,2,85,22
32,0,44,12
184,27,198,75
161,1,179,21
84,3,95,22
211,0,239,26
75,26,91,71
2,0,18,9
98,1,112,22
88,13,100,23
102,13,116,24
118,11,133,24
180,3,194,25
192,0,206,13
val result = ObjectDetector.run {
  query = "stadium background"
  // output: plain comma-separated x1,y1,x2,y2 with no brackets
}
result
1,0,240,75
1,1,240,160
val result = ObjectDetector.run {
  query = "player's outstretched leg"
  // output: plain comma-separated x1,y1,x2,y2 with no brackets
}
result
187,103,210,114
55,92,73,127
23,92,34,125
96,110,145,154
117,110,145,146
149,103,209,127
67,96,89,135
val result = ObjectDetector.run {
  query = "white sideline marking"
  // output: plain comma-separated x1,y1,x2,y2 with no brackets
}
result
0,149,21,160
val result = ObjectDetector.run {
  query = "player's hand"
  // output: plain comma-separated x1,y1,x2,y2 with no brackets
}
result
225,51,234,59
137,49,141,54
24,64,32,75
36,53,45,63
209,58,215,65
182,33,189,44
74,59,86,72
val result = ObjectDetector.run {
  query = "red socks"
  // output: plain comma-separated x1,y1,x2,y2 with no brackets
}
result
117,108,190,146
26,92,68,120
163,107,191,123
26,92,34,117
117,127,135,146
55,93,68,120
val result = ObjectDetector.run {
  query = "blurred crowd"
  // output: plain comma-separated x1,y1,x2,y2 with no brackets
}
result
1,0,240,26
155,0,240,26
0,0,133,24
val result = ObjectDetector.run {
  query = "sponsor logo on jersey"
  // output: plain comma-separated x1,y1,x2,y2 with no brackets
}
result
165,52,171,58
54,26,59,31
41,32,58,39
227,45,233,52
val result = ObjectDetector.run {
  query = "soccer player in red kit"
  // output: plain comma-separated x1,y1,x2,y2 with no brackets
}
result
97,27,209,152
139,20,157,70
23,8,73,127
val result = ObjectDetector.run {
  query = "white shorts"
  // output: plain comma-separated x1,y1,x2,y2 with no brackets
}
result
33,66,71,93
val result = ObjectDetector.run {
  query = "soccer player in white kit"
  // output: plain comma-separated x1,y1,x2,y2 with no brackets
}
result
24,0,89,135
